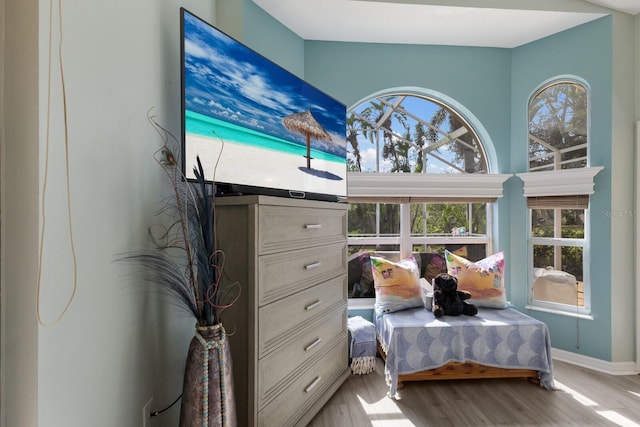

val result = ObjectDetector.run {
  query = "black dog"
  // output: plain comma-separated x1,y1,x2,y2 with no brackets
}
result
432,273,478,318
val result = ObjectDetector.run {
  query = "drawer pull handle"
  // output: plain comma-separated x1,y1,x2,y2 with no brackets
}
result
305,223,322,229
304,262,322,270
304,338,322,352
305,300,322,311
304,376,321,393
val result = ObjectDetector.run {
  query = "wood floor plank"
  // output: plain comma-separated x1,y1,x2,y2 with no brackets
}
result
307,358,640,426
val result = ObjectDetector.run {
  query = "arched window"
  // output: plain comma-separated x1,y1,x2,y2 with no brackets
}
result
525,79,594,317
345,92,506,305
528,81,588,171
348,94,488,174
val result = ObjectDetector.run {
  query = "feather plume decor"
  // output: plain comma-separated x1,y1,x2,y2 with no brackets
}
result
117,111,239,326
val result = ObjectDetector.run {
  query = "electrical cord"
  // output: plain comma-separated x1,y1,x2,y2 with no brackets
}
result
38,0,79,327
150,394,182,417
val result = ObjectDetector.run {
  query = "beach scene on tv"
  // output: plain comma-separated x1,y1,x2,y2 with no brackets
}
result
182,11,347,198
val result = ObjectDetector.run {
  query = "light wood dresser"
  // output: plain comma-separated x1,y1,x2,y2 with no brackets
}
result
216,195,350,427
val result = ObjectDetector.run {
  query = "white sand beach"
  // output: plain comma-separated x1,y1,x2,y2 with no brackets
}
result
184,134,347,196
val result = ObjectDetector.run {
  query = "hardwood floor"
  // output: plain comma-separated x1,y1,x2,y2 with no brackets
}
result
308,357,640,426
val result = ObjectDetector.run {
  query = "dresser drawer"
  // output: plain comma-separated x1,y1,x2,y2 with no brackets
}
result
258,205,346,254
258,340,348,427
258,275,346,357
258,243,346,306
258,308,347,408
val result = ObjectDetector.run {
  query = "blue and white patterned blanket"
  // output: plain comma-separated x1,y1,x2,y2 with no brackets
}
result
375,307,556,396
348,316,377,375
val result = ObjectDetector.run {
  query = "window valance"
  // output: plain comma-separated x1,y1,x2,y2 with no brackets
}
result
516,167,603,197
347,172,513,203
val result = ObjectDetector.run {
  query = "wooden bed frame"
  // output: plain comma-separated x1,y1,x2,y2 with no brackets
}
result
377,340,540,388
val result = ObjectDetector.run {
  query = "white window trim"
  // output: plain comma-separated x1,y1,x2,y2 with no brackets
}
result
524,304,594,320
346,91,503,309
636,121,640,371
527,207,592,317
348,236,492,251
348,297,375,310
347,199,496,307
348,172,513,200
516,166,604,197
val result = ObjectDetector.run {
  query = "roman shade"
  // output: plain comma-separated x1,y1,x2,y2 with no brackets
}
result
527,194,590,209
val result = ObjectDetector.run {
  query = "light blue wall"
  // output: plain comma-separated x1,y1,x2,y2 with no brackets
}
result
236,6,622,362
301,20,618,362
349,309,375,323
305,42,511,150
5,0,222,425
510,17,613,360
217,0,305,78
303,40,514,254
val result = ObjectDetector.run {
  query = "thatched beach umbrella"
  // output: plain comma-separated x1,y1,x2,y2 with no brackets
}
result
282,108,332,169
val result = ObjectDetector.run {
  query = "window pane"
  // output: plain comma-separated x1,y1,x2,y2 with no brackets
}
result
347,203,376,236
532,244,583,306
532,244,583,279
471,203,487,234
348,203,376,236
380,204,400,235
412,203,482,236
410,203,427,236
347,95,487,174
528,81,588,172
347,247,399,299
346,91,492,301
531,209,584,238
562,246,584,282
428,203,468,235
533,244,554,268
532,209,555,237
561,209,584,238
348,203,400,237
348,251,376,298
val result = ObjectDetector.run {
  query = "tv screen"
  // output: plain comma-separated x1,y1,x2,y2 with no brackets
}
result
180,8,347,202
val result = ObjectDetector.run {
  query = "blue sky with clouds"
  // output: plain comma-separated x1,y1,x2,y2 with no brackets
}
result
182,9,346,157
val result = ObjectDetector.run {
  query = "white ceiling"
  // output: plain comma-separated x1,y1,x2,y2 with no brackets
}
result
252,0,639,48
585,0,640,15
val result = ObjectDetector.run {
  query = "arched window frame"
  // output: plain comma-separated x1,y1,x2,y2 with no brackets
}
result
518,77,603,318
346,88,511,308
527,78,589,172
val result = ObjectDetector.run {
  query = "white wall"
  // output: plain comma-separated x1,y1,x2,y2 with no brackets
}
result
2,0,216,426
635,13,640,372
2,1,39,426
610,11,637,364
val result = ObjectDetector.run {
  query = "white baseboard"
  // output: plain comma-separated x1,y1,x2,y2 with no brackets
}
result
552,348,638,375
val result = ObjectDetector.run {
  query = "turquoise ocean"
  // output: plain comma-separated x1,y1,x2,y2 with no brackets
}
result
185,110,345,164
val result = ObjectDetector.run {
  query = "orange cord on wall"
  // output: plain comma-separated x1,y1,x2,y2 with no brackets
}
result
36,0,78,327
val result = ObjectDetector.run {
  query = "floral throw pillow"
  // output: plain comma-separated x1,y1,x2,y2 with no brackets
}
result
444,250,508,309
371,255,423,317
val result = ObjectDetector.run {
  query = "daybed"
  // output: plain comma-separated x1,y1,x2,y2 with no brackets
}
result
362,251,556,398
375,306,556,398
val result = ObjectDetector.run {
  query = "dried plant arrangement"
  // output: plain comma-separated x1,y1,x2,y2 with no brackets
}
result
118,112,239,327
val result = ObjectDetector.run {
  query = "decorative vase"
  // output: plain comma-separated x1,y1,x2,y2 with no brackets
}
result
179,323,237,427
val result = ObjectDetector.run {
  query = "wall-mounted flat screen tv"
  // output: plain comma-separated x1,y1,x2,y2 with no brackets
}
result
180,8,347,202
